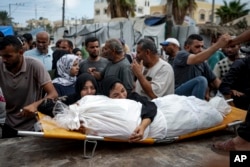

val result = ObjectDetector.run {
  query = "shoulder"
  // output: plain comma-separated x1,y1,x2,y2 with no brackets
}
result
24,48,38,55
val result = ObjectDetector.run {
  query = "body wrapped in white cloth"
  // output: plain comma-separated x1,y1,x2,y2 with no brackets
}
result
53,95,230,140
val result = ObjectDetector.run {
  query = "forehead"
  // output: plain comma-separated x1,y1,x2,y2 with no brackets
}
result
36,33,48,40
190,40,203,46
87,41,99,47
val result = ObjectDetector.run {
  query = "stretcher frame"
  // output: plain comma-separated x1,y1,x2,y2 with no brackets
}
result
18,106,247,158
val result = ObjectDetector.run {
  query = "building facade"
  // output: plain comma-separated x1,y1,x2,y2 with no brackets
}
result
94,0,222,24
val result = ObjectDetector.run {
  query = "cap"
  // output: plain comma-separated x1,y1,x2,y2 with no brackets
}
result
160,38,180,47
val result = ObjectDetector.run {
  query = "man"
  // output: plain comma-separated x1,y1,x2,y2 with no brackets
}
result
24,31,53,70
79,37,109,78
0,35,58,137
132,38,175,100
160,38,180,66
173,34,231,100
213,43,244,79
212,29,250,152
58,39,74,53
100,38,134,94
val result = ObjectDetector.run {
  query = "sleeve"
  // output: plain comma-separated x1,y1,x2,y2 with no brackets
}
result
203,62,216,83
128,92,157,122
151,64,174,96
219,59,245,95
213,63,221,78
173,51,189,67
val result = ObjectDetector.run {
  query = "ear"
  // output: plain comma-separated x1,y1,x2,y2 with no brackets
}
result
19,48,24,55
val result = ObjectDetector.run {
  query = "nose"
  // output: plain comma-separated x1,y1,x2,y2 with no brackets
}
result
117,93,126,99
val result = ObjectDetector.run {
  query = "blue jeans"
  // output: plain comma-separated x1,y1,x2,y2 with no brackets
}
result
175,76,208,99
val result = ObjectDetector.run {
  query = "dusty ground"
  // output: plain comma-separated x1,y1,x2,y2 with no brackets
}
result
0,129,234,167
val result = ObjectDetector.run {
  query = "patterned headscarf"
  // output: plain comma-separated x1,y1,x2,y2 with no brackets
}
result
52,54,79,86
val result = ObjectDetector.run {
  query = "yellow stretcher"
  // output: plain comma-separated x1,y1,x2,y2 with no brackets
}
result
18,106,247,158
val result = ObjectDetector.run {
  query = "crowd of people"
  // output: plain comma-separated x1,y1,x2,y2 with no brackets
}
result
0,29,250,153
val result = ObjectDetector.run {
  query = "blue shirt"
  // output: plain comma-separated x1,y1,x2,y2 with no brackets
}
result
24,48,53,70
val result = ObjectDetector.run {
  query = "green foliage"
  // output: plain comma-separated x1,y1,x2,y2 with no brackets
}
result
215,0,250,25
0,11,12,25
107,0,136,18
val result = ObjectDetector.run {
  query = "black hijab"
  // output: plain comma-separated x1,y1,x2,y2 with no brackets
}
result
101,75,123,97
64,73,98,105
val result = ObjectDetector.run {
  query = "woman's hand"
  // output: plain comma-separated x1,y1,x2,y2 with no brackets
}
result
129,125,145,142
129,118,151,142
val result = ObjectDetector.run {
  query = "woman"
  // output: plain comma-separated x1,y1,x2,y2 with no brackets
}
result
64,73,99,105
53,76,229,142
52,54,80,96
72,48,83,61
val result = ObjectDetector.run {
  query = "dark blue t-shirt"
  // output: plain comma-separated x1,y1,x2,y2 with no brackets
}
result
173,50,216,88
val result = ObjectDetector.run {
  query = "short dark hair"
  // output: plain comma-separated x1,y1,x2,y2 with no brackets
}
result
0,35,23,51
85,37,99,47
22,33,33,42
185,34,203,46
137,38,158,54
61,39,73,49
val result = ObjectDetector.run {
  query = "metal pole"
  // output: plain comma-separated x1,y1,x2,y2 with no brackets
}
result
211,0,215,24
62,0,65,27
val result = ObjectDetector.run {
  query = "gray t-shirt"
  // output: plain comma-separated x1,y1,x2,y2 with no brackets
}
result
0,57,51,130
79,57,109,75
173,50,216,88
102,58,134,93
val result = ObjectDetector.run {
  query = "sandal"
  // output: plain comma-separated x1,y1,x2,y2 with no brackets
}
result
211,138,236,155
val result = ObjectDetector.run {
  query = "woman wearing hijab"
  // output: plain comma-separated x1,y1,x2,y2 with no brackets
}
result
53,76,226,142
64,73,99,105
52,54,80,96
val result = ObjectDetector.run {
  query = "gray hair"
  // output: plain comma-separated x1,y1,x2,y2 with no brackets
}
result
137,38,158,54
106,38,123,54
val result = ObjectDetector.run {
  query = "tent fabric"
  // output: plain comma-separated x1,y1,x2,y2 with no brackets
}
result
0,26,14,36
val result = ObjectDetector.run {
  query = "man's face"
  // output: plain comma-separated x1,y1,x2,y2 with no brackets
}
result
186,40,204,54
36,34,49,54
0,45,22,71
162,44,175,57
86,41,99,59
59,41,72,53
222,45,239,59
102,42,113,61
136,44,148,67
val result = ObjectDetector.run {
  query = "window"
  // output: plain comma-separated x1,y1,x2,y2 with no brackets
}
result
104,8,107,14
95,9,100,15
200,14,205,21
138,7,143,14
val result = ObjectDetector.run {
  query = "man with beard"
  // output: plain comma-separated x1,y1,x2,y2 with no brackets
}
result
160,38,180,66
100,38,134,94
132,38,174,100
24,31,53,71
173,34,231,100
213,44,244,79
79,37,109,81
0,35,58,137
